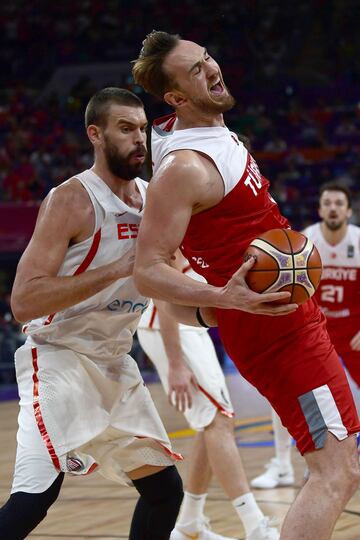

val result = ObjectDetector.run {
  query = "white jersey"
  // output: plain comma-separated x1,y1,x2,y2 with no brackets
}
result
23,169,149,362
303,223,360,323
152,113,248,196
138,262,206,331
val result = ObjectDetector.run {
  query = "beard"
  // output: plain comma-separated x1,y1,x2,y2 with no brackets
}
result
324,218,345,231
104,136,145,181
192,91,236,114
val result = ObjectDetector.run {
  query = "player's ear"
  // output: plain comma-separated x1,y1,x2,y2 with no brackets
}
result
347,207,352,219
164,90,187,109
87,124,102,146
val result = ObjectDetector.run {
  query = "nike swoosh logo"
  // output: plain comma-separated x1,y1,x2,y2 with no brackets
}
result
235,502,246,507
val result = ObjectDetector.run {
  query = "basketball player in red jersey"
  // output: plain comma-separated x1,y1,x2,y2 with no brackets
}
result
305,183,360,386
132,32,360,540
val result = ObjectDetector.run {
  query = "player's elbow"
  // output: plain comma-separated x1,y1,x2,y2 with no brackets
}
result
11,291,32,323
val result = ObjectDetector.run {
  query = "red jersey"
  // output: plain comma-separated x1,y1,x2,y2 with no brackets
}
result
152,113,288,287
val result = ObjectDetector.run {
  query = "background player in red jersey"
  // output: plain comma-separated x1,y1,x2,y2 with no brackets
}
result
251,182,360,489
305,183,360,381
132,31,360,540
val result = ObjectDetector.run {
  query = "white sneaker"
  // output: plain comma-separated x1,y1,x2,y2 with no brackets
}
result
250,458,294,489
171,517,238,540
246,517,280,540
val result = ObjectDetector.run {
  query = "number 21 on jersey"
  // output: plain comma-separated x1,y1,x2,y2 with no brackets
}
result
320,284,344,303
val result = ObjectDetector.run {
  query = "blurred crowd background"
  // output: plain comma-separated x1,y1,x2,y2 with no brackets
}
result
0,0,359,387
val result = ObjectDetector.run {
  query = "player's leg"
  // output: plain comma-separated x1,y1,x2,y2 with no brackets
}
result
0,472,64,540
128,464,183,540
179,331,279,540
251,409,294,489
0,437,64,540
0,343,66,539
138,328,242,539
203,411,278,540
267,349,360,539
281,433,359,540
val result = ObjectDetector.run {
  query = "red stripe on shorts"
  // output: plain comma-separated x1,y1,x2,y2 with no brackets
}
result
198,384,234,418
135,435,183,461
31,347,61,470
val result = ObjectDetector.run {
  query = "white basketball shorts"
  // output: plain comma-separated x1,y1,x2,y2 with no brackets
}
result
11,342,181,494
137,328,234,431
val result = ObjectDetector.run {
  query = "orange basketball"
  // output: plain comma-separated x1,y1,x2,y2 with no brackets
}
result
244,228,322,305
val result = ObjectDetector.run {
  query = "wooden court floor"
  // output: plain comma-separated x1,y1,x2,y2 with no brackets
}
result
0,372,359,539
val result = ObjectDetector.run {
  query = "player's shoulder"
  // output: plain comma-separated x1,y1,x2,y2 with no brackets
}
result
348,223,360,234
39,177,93,226
154,149,209,184
347,223,360,242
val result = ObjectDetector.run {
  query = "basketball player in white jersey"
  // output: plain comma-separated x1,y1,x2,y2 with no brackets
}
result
0,88,189,540
138,253,275,540
132,31,360,540
251,182,360,489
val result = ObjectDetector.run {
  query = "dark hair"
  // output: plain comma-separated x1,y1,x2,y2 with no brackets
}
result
85,87,144,128
319,182,352,208
132,30,181,99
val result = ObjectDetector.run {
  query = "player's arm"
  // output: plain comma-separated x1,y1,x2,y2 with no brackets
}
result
11,181,134,323
158,249,218,327
160,303,218,327
134,151,297,316
156,302,197,412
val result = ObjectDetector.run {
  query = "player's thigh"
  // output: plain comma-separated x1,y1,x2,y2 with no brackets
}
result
11,442,59,494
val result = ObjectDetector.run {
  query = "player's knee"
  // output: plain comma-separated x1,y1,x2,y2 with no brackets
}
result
316,446,360,501
133,465,183,508
206,410,235,434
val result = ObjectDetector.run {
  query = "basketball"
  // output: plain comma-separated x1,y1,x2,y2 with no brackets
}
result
244,228,322,305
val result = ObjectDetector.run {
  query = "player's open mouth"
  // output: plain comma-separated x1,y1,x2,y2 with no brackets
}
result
209,80,224,95
132,154,145,162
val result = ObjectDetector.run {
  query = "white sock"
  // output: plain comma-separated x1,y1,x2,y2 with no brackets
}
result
272,409,292,469
177,491,207,531
232,492,264,535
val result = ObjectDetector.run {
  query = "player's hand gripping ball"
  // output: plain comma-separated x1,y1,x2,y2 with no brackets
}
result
244,228,322,305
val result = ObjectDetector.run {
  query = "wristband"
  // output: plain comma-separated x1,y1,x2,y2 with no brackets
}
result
196,307,210,328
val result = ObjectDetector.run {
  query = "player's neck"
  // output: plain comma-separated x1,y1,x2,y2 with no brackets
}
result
91,164,142,209
320,222,348,246
175,109,225,130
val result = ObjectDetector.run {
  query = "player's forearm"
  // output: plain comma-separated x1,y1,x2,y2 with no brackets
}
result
134,262,224,307
11,261,126,323
157,307,184,366
160,301,217,328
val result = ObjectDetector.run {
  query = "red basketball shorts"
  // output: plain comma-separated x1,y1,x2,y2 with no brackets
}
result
327,319,360,388
217,299,360,455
